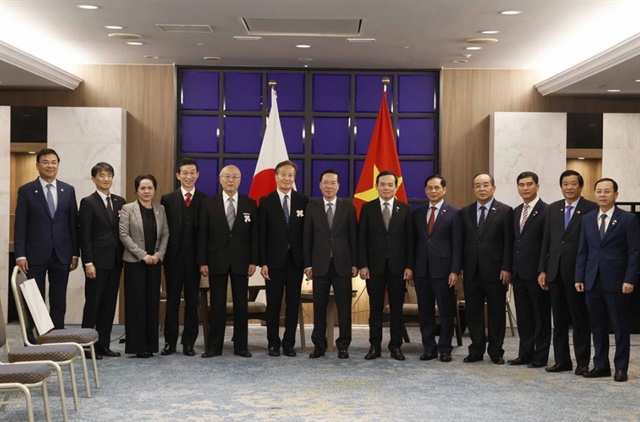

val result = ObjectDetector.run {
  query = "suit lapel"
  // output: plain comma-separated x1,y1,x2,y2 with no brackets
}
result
131,202,143,238
32,179,54,220
601,207,620,243
477,202,498,238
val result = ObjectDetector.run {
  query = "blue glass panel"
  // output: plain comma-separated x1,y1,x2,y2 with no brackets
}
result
193,158,218,196
281,117,305,154
355,74,393,112
354,117,376,155
312,117,350,155
397,118,436,156
311,160,349,198
222,158,257,196
224,73,262,111
223,116,262,153
267,73,305,112
401,160,435,199
181,71,219,111
398,75,437,113
291,159,304,192
313,74,350,112
180,115,219,153
354,159,364,187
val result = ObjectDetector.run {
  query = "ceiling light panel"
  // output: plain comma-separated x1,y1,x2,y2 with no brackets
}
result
243,18,362,37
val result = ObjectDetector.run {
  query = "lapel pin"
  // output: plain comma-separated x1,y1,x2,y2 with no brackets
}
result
612,219,617,226
35,190,39,194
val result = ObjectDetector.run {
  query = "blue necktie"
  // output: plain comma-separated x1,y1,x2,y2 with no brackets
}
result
46,183,56,218
564,205,573,230
599,214,607,240
283,194,289,225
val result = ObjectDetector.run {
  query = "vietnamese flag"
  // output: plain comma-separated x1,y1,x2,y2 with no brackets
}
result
353,91,407,218
249,88,294,205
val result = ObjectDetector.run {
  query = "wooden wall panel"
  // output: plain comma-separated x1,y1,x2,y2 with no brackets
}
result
567,158,602,202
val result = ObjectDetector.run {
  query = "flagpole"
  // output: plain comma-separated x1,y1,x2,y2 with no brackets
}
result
382,76,390,92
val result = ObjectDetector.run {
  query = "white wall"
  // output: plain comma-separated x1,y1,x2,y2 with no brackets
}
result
602,113,640,202
0,107,10,320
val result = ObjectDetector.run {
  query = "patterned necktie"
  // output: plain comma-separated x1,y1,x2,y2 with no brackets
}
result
382,202,391,230
185,192,192,207
46,183,56,218
520,204,529,233
283,194,289,225
478,206,486,232
428,206,436,235
564,205,573,230
599,214,607,240
106,195,114,223
327,202,334,229
226,197,235,229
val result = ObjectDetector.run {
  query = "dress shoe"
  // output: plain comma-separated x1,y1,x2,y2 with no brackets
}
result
507,357,531,366
527,361,547,368
463,354,483,363
134,353,149,359
183,345,196,357
390,348,405,361
309,348,325,359
201,350,221,358
338,349,349,359
282,348,297,357
85,350,102,360
545,363,573,373
491,356,505,365
100,348,121,357
583,367,611,378
420,351,437,361
440,353,452,362
143,352,154,358
234,350,252,358
160,344,176,356
268,347,280,357
574,366,590,376
364,346,381,360
614,370,628,382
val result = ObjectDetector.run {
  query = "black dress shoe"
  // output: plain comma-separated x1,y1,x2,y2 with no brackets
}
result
160,344,176,356
309,348,325,359
440,353,452,362
390,348,405,361
574,366,590,376
101,348,121,357
527,361,547,368
463,354,483,363
183,345,196,357
420,351,437,361
364,346,381,360
583,367,611,378
234,350,252,358
545,363,573,373
614,370,628,382
85,350,102,360
491,356,505,365
143,352,154,358
134,353,149,359
338,349,349,359
201,350,221,358
507,357,531,366
268,347,280,357
282,348,297,357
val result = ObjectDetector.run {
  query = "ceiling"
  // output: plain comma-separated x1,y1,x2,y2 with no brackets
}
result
0,0,639,96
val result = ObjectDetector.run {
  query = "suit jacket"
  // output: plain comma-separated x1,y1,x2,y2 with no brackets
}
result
119,201,169,263
575,207,640,292
197,193,258,275
160,188,206,265
303,198,357,278
258,190,309,270
512,199,548,281
413,202,463,279
538,197,597,283
358,199,414,276
14,178,79,265
461,199,514,282
78,191,125,270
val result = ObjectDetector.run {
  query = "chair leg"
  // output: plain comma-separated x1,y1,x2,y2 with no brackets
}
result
23,387,35,422
68,362,79,411
78,350,92,398
0,391,10,412
89,344,100,389
298,302,306,350
506,303,515,337
402,322,410,343
48,362,69,421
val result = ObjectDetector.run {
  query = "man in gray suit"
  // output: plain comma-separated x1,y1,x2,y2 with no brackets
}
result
303,169,358,359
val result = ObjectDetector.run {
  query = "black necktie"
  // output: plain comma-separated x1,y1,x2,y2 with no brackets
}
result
106,196,113,222
599,214,607,240
478,206,487,232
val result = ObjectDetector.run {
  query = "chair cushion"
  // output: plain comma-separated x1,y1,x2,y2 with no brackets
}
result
382,304,419,316
226,302,267,314
8,344,80,363
38,327,98,345
0,364,51,384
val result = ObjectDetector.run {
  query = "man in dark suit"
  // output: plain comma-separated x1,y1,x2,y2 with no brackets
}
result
412,175,462,363
575,178,639,382
198,165,258,358
303,169,358,359
538,170,597,375
78,162,124,357
358,170,413,361
259,160,309,357
507,171,551,368
160,158,206,357
461,173,513,364
14,148,79,329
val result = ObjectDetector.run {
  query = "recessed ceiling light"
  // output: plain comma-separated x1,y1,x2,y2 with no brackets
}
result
635,79,640,83
143,55,160,59
298,58,313,62
347,38,375,42
233,36,262,41
197,43,206,46
296,44,311,49
403,46,410,49
481,30,500,34
452,60,469,63
578,157,585,160
466,38,498,44
28,151,36,154
77,4,99,10
465,46,482,50
126,41,144,46
204,56,220,60
108,33,142,39
303,65,309,68
607,89,621,92
105,25,124,30
500,10,522,15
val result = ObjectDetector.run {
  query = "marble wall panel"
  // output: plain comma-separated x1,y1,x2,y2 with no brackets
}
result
602,114,640,203
0,107,10,320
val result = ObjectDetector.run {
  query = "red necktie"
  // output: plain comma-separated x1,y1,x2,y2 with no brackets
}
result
185,192,192,207
427,206,436,235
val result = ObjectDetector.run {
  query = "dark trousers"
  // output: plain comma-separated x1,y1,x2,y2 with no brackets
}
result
586,276,631,371
124,262,161,354
512,278,551,363
208,272,248,353
265,252,303,351
366,262,405,350
415,275,455,355
29,251,71,329
549,276,591,367
311,261,352,351
464,272,506,358
81,264,122,349
163,257,200,347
